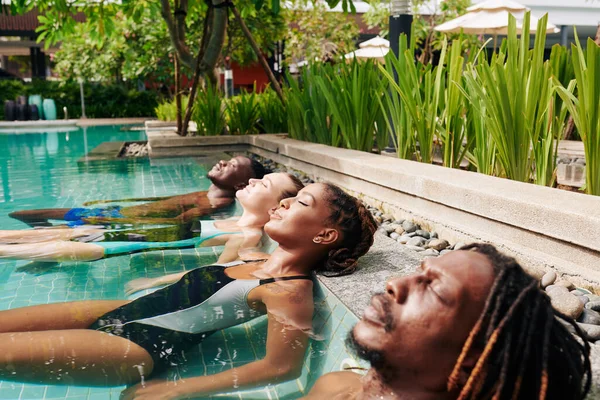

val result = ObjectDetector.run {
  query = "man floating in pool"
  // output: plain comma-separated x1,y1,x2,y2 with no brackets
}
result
303,244,592,400
9,155,267,227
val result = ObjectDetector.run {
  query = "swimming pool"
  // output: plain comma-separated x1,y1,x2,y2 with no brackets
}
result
0,126,364,399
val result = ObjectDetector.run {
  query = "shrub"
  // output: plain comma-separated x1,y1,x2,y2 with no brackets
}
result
193,84,226,136
0,80,157,120
226,90,260,135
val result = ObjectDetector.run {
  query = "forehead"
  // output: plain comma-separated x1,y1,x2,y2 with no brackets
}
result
266,173,290,186
232,156,250,166
298,183,327,198
426,250,495,304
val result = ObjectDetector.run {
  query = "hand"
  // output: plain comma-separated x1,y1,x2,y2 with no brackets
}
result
120,380,184,400
125,277,161,297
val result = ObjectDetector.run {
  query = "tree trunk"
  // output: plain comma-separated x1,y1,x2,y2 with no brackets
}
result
160,0,194,69
175,55,183,135
230,4,285,103
181,6,214,137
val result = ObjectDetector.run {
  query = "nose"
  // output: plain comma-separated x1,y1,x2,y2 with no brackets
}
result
279,197,292,209
219,160,228,167
248,178,259,185
385,277,409,305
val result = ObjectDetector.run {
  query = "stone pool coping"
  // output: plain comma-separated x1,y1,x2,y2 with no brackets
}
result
0,117,152,130
147,131,600,290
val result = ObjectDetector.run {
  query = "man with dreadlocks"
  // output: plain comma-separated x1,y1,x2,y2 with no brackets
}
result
302,243,592,400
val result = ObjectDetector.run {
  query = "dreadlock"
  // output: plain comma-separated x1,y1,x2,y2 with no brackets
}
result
447,243,591,400
319,183,377,277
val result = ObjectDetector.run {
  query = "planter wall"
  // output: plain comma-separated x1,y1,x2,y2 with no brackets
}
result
147,131,600,289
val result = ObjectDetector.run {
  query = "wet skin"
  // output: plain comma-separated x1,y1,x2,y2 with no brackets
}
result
303,250,496,400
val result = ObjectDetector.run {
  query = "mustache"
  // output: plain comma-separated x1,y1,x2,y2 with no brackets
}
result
372,292,395,332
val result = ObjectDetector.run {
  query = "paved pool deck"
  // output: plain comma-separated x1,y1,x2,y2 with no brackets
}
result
325,233,600,395
317,232,425,316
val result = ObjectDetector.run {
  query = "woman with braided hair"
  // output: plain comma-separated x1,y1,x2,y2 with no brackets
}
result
303,243,592,400
0,183,377,400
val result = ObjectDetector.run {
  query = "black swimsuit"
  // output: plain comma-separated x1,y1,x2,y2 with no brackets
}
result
88,261,312,371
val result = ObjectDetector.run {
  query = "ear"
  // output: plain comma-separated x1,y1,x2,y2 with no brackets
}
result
313,228,339,246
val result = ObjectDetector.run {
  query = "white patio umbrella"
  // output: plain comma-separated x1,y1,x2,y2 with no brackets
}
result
434,0,560,37
344,36,390,63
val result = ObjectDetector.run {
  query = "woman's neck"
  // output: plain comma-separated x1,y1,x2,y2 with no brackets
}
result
261,246,320,276
236,208,269,228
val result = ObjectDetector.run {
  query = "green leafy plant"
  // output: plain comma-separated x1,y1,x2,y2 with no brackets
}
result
380,35,446,163
462,13,557,184
315,59,385,152
464,69,496,175
438,38,472,168
193,84,226,136
155,96,189,122
226,90,260,135
285,65,339,146
0,80,156,120
555,32,600,195
257,86,287,133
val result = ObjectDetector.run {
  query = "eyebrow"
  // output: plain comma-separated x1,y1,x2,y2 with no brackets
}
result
301,192,316,202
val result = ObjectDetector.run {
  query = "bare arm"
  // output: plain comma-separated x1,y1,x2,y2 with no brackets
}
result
120,282,314,399
300,371,363,399
124,271,188,296
82,196,175,206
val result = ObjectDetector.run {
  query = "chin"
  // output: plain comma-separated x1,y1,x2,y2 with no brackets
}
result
347,325,387,368
264,222,280,241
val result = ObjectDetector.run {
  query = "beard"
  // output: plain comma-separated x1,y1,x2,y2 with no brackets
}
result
346,329,387,370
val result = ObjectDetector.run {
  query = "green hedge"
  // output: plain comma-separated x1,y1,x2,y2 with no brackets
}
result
0,80,157,120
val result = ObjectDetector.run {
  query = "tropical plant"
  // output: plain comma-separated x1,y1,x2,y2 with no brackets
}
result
315,59,385,152
155,95,189,121
193,84,226,136
257,86,287,133
380,35,446,163
555,32,600,196
462,14,557,185
226,91,260,135
438,38,472,168
378,66,415,159
285,65,339,146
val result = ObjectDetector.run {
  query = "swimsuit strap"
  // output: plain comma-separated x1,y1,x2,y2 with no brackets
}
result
259,275,313,285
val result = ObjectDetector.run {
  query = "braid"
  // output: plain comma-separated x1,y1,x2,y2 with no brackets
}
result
449,243,592,400
319,184,377,277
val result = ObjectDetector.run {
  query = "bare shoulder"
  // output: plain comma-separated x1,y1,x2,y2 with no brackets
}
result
261,278,315,321
303,371,362,399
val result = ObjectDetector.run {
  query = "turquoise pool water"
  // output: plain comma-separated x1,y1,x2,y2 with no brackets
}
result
0,126,364,400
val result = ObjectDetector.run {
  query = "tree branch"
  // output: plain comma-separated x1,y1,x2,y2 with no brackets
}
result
160,0,194,69
176,0,189,47
181,6,215,137
230,3,285,103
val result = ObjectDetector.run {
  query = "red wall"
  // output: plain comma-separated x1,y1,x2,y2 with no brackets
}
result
221,62,270,93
